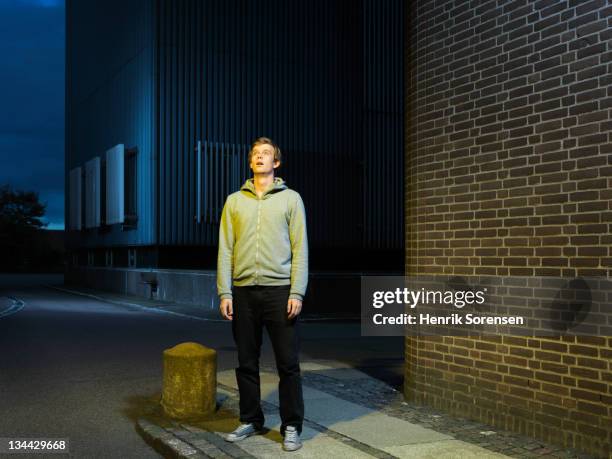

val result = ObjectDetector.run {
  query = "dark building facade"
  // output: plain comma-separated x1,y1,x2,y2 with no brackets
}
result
65,0,404,275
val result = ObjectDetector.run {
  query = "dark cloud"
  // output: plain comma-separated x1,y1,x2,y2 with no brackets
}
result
0,0,65,229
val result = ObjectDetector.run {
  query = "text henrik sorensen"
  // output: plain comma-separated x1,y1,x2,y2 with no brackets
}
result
373,313,525,325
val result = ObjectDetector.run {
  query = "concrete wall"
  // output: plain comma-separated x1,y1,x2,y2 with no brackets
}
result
404,1,611,456
65,267,218,309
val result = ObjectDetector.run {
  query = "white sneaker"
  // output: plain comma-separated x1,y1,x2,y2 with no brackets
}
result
283,426,302,451
225,423,261,442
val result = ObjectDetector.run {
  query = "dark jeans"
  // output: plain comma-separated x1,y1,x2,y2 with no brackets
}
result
232,285,304,435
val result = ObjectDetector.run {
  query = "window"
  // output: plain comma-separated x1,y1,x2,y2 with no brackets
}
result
196,140,250,224
105,144,124,226
85,157,101,229
128,248,137,268
105,249,113,267
124,147,138,229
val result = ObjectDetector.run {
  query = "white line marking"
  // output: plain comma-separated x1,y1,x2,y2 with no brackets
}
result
0,297,25,318
44,285,227,322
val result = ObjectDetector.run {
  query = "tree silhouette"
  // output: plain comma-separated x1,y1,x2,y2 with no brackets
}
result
0,184,47,228
0,183,60,272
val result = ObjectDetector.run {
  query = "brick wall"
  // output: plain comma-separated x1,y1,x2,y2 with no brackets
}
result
404,0,612,456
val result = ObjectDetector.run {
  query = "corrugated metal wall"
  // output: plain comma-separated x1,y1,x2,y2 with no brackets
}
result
195,141,251,225
363,0,405,249
65,0,156,249
156,0,403,250
66,0,404,255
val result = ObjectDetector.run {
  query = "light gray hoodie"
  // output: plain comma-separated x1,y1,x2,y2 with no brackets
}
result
217,177,309,300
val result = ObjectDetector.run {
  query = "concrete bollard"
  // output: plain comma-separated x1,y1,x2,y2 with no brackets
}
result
160,342,217,419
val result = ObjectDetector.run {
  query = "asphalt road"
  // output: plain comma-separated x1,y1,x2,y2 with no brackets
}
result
0,274,403,458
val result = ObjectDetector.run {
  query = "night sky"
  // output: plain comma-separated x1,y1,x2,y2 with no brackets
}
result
0,0,64,230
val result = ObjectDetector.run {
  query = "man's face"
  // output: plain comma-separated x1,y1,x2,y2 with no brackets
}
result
250,143,279,175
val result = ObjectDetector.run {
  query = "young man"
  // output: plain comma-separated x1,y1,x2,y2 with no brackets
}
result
217,137,308,452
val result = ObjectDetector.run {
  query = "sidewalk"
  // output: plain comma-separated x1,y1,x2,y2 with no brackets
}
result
47,284,593,458
137,361,591,459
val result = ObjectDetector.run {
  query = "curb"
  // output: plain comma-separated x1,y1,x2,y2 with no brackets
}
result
136,419,212,459
136,419,255,459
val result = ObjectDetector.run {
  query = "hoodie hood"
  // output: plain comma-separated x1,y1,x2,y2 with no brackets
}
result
241,177,287,198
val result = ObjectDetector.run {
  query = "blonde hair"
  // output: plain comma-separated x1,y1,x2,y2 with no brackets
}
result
249,137,282,164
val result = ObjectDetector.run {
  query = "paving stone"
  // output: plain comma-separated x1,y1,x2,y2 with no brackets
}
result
383,440,509,458
308,368,372,380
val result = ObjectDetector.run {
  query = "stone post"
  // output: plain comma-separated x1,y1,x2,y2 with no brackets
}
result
161,342,217,419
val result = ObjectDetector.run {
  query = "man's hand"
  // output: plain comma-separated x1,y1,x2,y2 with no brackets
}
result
287,298,302,319
220,298,233,320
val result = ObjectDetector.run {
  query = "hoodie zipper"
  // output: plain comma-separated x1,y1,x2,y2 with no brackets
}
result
244,179,279,286
255,195,261,284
